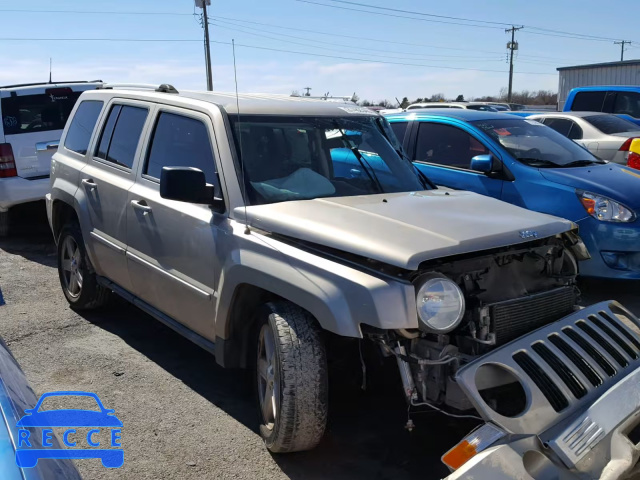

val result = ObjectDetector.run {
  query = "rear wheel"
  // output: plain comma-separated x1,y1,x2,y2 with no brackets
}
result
256,302,328,453
0,211,9,237
57,223,109,309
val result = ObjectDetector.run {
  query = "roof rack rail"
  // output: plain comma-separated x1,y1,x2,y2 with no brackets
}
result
97,83,179,94
0,80,103,89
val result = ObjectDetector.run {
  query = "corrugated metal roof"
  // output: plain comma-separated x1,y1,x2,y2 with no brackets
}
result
557,60,640,71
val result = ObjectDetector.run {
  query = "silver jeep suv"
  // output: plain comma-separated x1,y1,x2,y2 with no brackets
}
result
47,84,640,479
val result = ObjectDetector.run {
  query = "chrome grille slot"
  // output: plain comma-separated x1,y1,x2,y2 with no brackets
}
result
576,320,629,368
491,286,576,345
599,311,640,351
562,327,617,377
532,342,587,399
588,314,638,360
548,334,603,387
513,351,569,412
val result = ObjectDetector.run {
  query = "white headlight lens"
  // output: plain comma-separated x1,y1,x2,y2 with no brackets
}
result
416,277,465,333
578,191,635,222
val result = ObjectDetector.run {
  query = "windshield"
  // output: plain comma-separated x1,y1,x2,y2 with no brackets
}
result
230,115,428,205
471,118,600,167
585,114,640,134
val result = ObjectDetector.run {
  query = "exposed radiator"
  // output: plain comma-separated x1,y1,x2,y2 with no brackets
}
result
491,286,577,345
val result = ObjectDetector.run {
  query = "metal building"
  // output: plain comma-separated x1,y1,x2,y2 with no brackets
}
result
557,60,640,109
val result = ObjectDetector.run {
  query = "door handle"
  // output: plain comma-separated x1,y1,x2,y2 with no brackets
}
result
81,178,97,190
131,200,152,214
36,140,60,152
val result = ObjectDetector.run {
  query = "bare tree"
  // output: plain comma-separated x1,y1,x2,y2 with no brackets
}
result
291,90,300,97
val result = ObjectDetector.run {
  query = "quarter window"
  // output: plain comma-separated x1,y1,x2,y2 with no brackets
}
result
144,112,217,186
95,105,148,169
415,123,489,169
571,91,606,112
542,118,572,137
63,100,103,155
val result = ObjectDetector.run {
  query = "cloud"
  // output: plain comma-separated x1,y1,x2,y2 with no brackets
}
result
0,56,557,102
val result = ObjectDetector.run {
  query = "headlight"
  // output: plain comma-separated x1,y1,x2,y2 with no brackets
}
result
577,191,635,223
416,275,465,333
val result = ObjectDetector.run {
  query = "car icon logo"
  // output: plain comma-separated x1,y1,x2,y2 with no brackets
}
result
15,391,123,468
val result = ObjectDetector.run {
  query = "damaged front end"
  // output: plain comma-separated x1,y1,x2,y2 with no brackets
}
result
363,232,640,478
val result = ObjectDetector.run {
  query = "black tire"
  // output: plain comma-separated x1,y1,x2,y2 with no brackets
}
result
57,222,109,310
255,301,328,453
0,211,8,237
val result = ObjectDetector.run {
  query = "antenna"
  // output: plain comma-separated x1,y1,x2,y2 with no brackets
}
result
232,39,250,235
48,58,52,83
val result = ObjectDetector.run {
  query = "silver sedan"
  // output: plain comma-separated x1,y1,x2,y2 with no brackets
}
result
527,111,640,164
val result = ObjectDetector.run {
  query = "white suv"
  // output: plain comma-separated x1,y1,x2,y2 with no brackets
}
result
0,81,102,235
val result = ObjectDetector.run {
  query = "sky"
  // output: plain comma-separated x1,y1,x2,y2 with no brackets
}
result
0,0,638,103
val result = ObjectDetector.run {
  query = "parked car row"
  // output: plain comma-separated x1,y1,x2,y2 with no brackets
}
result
385,109,640,280
3,81,640,479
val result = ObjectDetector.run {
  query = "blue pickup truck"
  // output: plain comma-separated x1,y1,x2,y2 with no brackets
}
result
564,86,640,126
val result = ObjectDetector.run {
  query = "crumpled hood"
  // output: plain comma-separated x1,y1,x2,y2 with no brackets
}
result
540,163,640,209
236,190,573,270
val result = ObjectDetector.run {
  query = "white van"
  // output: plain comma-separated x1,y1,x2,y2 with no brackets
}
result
0,81,102,235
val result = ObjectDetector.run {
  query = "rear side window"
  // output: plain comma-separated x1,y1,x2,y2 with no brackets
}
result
95,105,148,169
63,100,104,155
144,112,217,186
571,91,606,112
585,114,639,134
1,89,83,135
613,92,640,118
389,122,408,143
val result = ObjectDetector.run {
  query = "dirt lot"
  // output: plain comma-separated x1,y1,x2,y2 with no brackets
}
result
1,204,640,480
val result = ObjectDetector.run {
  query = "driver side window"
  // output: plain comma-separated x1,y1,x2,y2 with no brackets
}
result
414,123,489,170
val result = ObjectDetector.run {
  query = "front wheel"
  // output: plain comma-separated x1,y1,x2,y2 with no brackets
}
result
57,223,109,309
256,302,328,453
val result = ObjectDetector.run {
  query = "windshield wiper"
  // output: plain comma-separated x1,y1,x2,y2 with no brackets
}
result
562,159,606,167
518,157,560,168
336,126,384,193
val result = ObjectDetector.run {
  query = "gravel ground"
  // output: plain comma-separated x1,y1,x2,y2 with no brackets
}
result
1,203,640,480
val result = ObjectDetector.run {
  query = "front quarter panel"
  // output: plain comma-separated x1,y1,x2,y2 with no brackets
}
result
214,223,417,339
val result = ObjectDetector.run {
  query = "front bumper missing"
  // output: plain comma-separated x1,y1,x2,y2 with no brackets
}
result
446,301,640,479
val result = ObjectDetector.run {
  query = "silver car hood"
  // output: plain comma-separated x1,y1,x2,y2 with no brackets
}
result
236,190,573,270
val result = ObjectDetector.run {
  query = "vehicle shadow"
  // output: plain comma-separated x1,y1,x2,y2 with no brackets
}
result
0,202,56,267
579,277,640,316
78,302,472,480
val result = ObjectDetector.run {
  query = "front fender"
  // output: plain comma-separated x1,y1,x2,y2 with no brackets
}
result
215,228,418,339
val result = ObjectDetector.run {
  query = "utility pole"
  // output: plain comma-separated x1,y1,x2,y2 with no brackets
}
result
303,87,312,96
505,26,523,103
195,0,213,91
614,40,631,62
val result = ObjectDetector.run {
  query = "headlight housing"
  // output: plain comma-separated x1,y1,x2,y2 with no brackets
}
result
577,191,636,223
415,275,465,333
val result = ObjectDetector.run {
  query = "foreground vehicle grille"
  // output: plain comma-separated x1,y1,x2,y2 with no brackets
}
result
491,286,576,345
455,301,640,438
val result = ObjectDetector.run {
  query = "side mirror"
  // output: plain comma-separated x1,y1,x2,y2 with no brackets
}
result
470,154,494,174
160,167,224,211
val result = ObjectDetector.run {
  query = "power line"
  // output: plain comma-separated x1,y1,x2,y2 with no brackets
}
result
210,19,503,62
295,0,505,29
0,7,617,62
297,0,639,43
0,36,557,75
211,16,606,63
321,0,511,26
